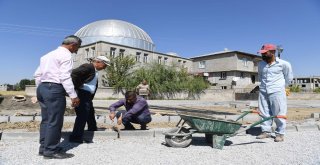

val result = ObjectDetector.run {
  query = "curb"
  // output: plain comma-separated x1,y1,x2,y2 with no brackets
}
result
1,124,319,141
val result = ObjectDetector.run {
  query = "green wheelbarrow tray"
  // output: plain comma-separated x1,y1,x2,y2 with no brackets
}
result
163,111,286,149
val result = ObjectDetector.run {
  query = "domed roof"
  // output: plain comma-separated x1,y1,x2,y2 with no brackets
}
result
75,19,155,51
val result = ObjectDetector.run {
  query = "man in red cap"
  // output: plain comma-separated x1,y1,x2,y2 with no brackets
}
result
256,43,293,142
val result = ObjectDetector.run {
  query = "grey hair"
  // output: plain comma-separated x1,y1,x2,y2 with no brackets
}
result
62,35,82,45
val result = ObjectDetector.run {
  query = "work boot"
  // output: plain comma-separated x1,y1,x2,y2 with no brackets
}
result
274,134,284,142
256,132,271,139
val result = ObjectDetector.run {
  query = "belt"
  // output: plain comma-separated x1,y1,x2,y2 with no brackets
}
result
41,82,62,85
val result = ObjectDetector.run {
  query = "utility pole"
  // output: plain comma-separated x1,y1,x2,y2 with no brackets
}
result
277,45,283,58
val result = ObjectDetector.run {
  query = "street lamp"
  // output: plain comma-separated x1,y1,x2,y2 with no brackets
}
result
277,45,284,58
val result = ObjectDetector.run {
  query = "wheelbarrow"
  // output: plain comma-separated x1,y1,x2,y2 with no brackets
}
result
163,110,287,149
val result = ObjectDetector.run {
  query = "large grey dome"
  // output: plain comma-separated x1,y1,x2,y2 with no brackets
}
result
75,19,155,51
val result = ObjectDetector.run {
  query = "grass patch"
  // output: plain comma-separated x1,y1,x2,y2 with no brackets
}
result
0,91,26,96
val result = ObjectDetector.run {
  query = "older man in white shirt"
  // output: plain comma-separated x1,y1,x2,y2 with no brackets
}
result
34,35,81,159
256,43,293,142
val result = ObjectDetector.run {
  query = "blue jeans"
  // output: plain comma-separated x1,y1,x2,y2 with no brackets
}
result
116,110,152,129
258,91,287,135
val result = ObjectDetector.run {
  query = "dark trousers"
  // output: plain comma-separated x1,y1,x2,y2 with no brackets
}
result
116,110,152,129
37,82,66,155
70,89,97,140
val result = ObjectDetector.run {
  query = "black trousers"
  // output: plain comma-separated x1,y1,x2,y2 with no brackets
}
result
37,82,66,155
70,89,97,140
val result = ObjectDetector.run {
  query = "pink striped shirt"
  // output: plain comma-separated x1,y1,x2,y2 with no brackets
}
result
34,46,77,98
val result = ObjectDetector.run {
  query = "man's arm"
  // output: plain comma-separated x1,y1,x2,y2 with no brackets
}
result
34,66,42,87
283,61,293,87
124,99,148,118
109,99,125,121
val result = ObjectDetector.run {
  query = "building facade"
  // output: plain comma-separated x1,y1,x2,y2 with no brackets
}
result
73,19,260,90
292,76,320,92
191,50,261,90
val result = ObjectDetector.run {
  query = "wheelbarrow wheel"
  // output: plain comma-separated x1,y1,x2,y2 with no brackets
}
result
165,127,192,148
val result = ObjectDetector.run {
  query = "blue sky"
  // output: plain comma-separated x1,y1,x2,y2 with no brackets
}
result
0,0,319,84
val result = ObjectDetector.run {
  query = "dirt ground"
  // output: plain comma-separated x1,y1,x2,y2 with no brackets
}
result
0,94,319,131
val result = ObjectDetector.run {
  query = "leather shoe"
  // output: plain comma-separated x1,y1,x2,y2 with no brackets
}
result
69,138,83,144
43,152,74,159
39,147,64,156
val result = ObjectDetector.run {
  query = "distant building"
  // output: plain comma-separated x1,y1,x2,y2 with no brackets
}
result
0,84,8,91
191,50,261,90
292,76,320,92
0,84,15,91
73,19,261,91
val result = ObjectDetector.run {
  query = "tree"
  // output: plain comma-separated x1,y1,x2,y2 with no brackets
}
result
18,79,31,90
103,55,136,94
104,56,210,99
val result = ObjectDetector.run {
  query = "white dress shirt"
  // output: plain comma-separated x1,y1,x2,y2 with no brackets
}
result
34,46,77,98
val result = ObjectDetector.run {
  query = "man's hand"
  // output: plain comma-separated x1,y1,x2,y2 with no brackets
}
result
117,113,123,125
109,112,116,122
285,88,290,96
31,97,38,104
71,97,80,107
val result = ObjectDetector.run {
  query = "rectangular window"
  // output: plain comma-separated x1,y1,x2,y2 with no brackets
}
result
119,49,125,58
110,47,116,58
164,57,168,65
240,72,245,79
243,58,248,67
85,48,89,59
221,86,227,89
136,52,141,62
315,84,319,87
158,56,162,64
220,72,227,79
143,54,148,63
199,61,206,69
302,84,306,88
91,47,95,57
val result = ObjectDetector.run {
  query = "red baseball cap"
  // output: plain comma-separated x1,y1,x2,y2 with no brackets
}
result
258,44,276,53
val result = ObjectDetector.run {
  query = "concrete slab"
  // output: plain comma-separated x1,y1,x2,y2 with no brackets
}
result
9,116,34,122
296,125,320,131
0,116,8,122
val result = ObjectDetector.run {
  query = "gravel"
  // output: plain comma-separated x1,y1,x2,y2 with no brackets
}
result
1,131,319,165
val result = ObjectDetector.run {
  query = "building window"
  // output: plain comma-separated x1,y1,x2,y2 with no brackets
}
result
164,57,168,65
178,59,182,65
199,61,206,69
182,61,186,67
158,56,162,64
221,86,227,89
220,72,227,79
85,48,89,58
110,47,116,58
136,52,141,62
315,84,319,87
302,84,306,88
240,72,245,79
91,47,95,57
143,54,148,63
243,58,248,67
119,49,125,58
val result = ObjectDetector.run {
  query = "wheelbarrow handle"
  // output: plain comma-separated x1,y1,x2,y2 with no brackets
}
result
231,115,287,137
235,110,261,121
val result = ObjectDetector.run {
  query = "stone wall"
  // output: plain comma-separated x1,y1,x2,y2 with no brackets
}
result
25,85,320,100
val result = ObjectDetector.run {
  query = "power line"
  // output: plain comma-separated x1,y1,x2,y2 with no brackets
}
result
0,23,76,37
